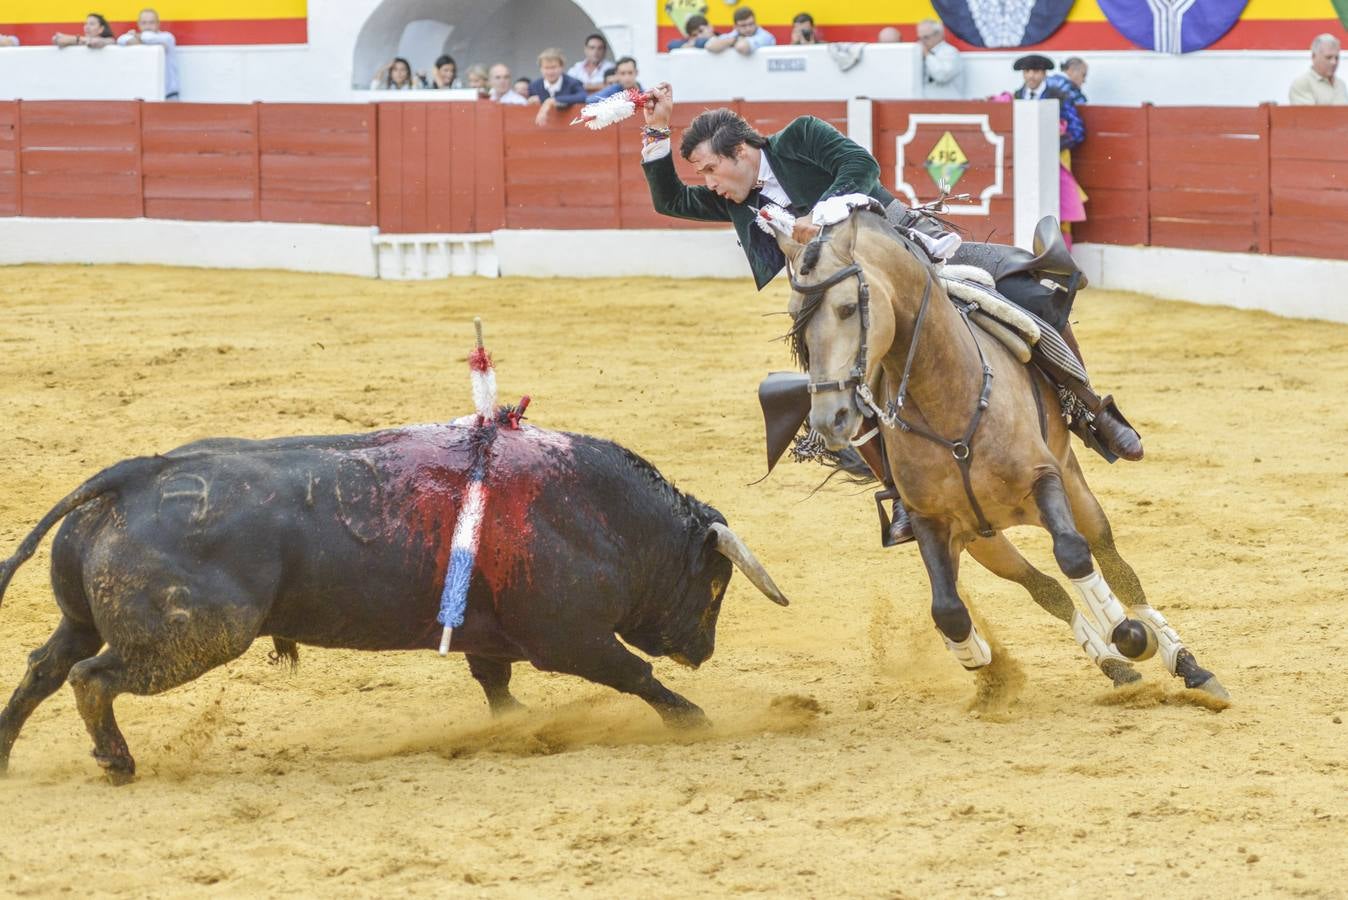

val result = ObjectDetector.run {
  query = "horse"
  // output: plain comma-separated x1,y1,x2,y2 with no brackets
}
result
777,205,1227,700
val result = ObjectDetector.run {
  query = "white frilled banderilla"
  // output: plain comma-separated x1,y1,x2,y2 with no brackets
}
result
437,318,530,655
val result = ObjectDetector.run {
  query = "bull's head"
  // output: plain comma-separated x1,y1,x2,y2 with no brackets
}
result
664,522,788,669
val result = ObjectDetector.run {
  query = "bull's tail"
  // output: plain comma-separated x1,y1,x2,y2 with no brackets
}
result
0,456,165,608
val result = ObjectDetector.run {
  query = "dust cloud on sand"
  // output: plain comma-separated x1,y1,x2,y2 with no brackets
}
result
0,267,1345,897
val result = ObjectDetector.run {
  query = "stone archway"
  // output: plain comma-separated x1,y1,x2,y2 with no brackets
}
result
352,0,603,89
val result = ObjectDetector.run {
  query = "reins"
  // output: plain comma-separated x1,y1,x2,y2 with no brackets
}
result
789,222,997,538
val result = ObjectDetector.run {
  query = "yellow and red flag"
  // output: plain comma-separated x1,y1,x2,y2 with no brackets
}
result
0,1,306,45
658,0,1343,51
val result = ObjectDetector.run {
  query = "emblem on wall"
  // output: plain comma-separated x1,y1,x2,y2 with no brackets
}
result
664,0,710,33
1097,0,1250,54
931,0,1075,48
895,115,1004,215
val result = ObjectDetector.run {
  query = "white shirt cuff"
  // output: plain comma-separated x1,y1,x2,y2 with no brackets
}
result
640,138,671,163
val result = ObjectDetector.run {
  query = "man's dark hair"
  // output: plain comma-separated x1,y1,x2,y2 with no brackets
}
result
603,65,617,78
684,14,709,33
733,6,756,23
679,108,768,160
585,32,608,50
613,55,636,69
792,12,814,25
435,54,456,70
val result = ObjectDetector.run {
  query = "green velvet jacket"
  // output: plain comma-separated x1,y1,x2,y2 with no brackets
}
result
643,115,895,289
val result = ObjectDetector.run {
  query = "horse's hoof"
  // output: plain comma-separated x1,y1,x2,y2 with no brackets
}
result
1101,658,1141,686
1195,676,1230,702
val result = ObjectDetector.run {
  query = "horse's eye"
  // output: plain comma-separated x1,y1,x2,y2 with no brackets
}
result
838,303,858,320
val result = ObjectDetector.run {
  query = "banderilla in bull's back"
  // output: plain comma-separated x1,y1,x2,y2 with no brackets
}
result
0,321,789,785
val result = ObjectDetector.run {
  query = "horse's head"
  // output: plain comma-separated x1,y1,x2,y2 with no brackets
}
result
776,211,899,451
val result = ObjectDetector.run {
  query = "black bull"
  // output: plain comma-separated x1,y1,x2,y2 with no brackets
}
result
0,422,788,782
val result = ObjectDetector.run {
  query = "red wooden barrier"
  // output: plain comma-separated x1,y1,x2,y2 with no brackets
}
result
258,104,377,226
1072,105,1149,246
0,102,18,217
872,101,1014,244
1269,106,1348,261
141,103,258,222
1147,105,1270,254
20,101,142,218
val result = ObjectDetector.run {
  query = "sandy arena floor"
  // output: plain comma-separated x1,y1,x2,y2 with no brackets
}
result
0,266,1345,897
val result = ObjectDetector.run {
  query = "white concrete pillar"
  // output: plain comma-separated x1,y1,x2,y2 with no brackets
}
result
846,98,873,154
1012,99,1060,250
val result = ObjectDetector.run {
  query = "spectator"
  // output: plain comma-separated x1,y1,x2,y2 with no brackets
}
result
53,13,116,48
707,7,777,55
876,26,902,43
1013,54,1087,243
513,77,531,99
568,32,610,94
370,57,419,91
668,15,715,50
1289,34,1348,105
916,18,963,99
423,54,458,89
791,13,822,45
117,9,179,100
528,47,587,126
465,64,489,96
489,64,527,105
1047,56,1088,105
0,34,20,47
586,56,640,103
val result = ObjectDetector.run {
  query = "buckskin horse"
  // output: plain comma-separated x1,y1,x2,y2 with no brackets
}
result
778,203,1227,699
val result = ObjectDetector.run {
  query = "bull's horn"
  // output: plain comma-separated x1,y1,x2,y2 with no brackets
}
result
709,523,789,606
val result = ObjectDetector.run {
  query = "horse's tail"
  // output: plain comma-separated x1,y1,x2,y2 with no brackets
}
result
0,456,164,608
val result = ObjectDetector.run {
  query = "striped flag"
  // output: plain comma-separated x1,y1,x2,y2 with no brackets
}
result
0,1,307,46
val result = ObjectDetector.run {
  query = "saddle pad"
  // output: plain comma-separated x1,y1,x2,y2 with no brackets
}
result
940,274,1042,346
970,311,1032,364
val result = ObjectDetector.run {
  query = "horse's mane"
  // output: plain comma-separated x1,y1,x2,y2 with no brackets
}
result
785,210,932,370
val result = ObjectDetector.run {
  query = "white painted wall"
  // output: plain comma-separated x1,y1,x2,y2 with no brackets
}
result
495,229,750,279
0,46,164,101
659,44,923,102
0,219,378,277
1074,243,1348,324
1012,99,1060,249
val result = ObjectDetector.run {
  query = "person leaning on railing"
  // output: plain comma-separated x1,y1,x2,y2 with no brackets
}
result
52,13,116,49
0,34,20,47
117,9,179,100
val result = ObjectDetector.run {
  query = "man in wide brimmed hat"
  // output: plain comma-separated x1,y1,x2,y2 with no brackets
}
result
1013,54,1084,148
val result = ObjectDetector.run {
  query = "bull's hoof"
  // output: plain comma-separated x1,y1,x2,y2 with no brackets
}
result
94,753,136,786
663,706,711,730
490,698,528,718
1195,676,1231,703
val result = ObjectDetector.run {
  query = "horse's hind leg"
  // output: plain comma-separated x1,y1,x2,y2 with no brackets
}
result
1033,471,1146,687
1061,457,1229,699
967,534,1138,686
0,617,104,773
910,515,991,670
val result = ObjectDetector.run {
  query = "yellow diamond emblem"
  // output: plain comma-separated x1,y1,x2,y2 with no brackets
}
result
925,131,969,192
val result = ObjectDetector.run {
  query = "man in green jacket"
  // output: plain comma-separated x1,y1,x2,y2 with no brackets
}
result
638,83,1141,544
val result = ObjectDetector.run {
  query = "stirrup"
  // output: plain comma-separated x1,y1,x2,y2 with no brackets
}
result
874,486,913,548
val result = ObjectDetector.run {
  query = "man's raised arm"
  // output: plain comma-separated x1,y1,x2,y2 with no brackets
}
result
640,83,732,222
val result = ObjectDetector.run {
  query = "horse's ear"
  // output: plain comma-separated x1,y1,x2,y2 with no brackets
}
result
772,229,805,262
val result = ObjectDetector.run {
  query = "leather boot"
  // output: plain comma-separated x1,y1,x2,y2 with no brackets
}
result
1091,396,1144,462
888,500,915,546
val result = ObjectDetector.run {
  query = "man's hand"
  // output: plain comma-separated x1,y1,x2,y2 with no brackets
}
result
643,83,673,129
534,97,556,127
792,220,820,244
735,37,753,55
123,28,140,44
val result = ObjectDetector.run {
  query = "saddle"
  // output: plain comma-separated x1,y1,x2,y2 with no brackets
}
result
947,217,1085,331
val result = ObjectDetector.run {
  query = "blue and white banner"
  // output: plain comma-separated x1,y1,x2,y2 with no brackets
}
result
932,0,1075,48
1098,0,1249,54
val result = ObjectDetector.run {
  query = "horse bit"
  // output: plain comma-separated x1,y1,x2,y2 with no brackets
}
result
787,226,999,538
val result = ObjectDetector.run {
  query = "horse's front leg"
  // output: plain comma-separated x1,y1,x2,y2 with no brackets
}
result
909,514,990,669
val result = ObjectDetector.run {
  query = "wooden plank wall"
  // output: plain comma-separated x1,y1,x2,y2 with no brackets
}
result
0,102,17,217
20,101,142,218
871,101,1015,244
1072,105,1149,246
141,103,258,221
1269,106,1348,260
258,104,377,226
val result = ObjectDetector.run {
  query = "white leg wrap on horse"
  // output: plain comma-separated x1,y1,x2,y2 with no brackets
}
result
942,623,992,669
1071,571,1128,638
1071,612,1128,668
1133,605,1185,674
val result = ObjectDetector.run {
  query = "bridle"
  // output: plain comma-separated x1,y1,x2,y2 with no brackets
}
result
787,222,998,538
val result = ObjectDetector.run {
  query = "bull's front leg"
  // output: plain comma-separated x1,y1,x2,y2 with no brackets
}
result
530,636,709,729
464,654,526,717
